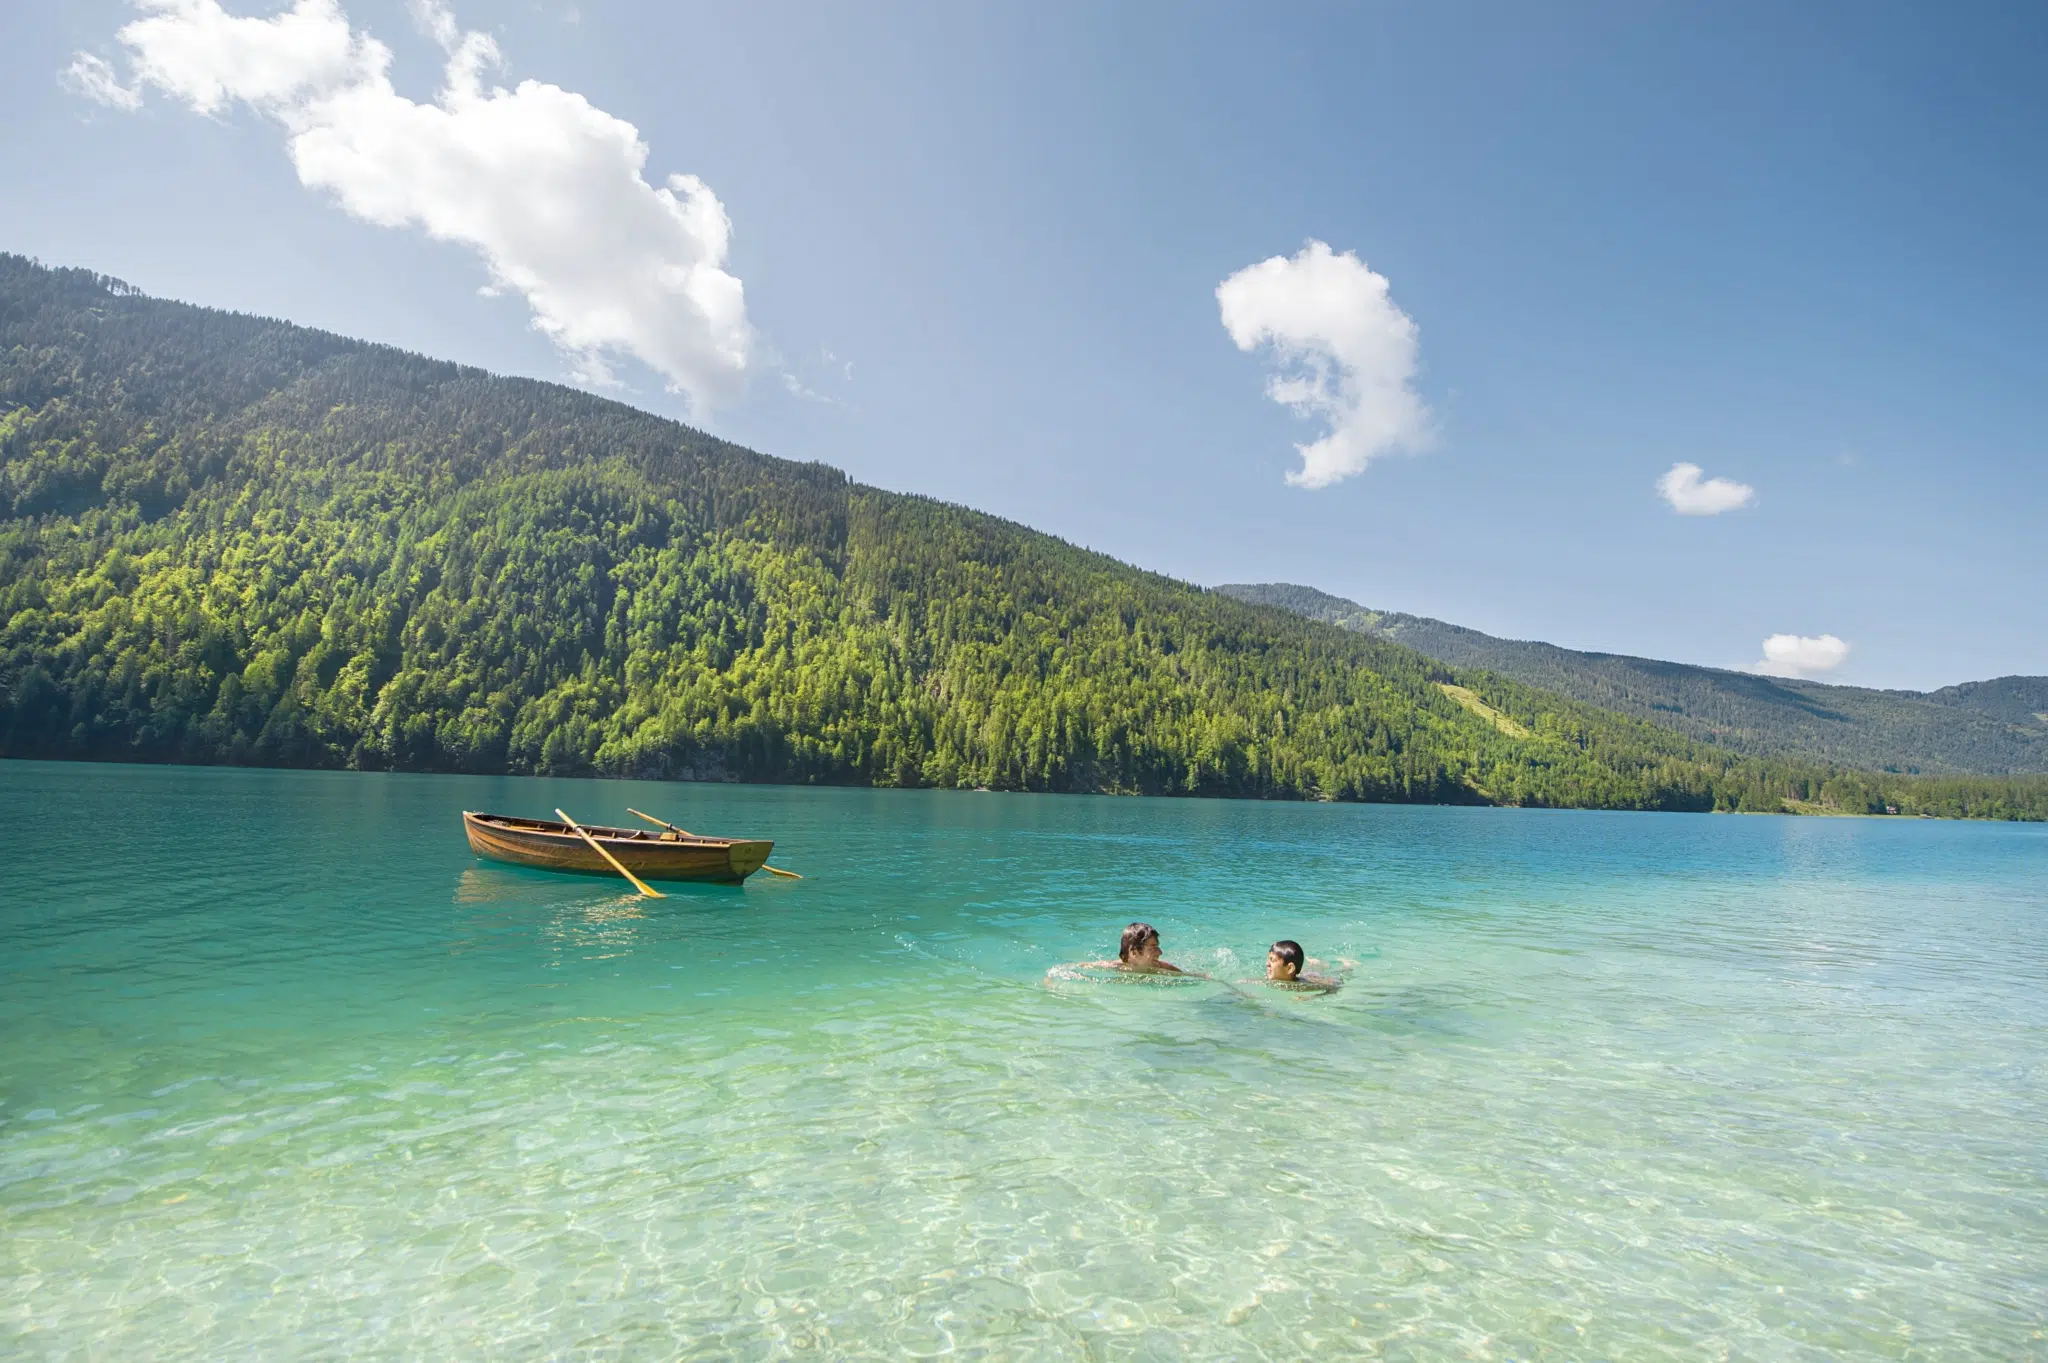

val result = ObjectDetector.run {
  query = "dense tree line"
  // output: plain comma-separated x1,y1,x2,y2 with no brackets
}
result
1220,583,2048,775
2,255,2043,820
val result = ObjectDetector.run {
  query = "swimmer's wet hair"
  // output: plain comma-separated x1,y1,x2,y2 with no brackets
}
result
1270,940,1305,972
1119,922,1160,962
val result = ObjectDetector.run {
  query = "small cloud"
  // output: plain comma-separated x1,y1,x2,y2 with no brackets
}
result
411,0,463,51
1217,240,1432,489
1753,633,1849,679
1656,462,1755,515
60,52,142,110
776,346,855,405
69,0,752,411
781,371,830,403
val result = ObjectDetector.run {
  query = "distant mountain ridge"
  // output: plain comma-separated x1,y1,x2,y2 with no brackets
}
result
1921,676,2048,731
1215,583,2048,776
0,253,1855,811
1,253,2040,819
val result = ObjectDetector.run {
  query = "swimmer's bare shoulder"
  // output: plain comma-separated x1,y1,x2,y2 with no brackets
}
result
1059,958,1194,976
1063,926,1205,980
1244,973,1339,990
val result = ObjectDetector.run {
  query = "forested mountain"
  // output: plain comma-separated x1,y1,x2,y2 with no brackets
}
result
1922,676,2048,732
1216,583,2048,775
2,254,2042,819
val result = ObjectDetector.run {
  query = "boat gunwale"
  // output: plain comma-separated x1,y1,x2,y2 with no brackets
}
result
462,810,755,849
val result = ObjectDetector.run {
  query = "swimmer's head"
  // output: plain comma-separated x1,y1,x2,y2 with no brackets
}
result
1119,922,1162,965
1267,940,1305,982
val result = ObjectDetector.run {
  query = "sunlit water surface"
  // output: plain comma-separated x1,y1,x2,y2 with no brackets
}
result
2,762,2044,1359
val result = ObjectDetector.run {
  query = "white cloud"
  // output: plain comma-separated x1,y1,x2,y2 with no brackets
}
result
780,371,830,403
60,52,143,109
71,0,752,409
1753,633,1849,679
777,346,855,406
1216,240,1431,489
1656,462,1755,515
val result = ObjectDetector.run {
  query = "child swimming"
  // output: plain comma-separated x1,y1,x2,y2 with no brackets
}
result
1073,916,1187,970
1262,939,1341,991
1085,921,1186,974
1044,922,1206,990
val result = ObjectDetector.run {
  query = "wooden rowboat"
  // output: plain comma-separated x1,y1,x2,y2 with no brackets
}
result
462,811,773,884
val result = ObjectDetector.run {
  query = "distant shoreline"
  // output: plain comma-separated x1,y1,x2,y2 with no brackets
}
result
4,753,2038,823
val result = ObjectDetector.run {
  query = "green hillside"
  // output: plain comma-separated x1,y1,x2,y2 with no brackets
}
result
1217,583,2048,775
1923,676,2048,732
3,255,2042,819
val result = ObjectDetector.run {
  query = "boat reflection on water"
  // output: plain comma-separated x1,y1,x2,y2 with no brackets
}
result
453,866,554,906
451,867,651,964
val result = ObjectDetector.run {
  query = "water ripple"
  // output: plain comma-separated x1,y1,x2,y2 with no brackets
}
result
1,765,2044,1358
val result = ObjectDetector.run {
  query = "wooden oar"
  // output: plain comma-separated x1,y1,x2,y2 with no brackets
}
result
626,808,803,879
627,807,690,836
555,808,664,898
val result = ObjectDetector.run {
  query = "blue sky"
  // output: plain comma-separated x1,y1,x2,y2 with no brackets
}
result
4,1,2043,690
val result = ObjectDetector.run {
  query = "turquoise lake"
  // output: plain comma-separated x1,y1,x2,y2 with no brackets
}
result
2,760,2044,1359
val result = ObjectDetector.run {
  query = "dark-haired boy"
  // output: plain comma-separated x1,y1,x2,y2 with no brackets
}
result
1112,921,1184,974
1264,939,1339,990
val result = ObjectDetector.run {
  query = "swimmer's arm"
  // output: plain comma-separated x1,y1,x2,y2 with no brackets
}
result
1047,961,1119,980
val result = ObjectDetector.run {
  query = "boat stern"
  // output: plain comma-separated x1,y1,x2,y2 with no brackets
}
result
726,840,774,880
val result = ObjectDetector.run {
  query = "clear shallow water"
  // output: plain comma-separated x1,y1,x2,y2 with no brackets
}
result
2,762,2044,1360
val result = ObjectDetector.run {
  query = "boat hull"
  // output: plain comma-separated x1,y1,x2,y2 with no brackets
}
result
462,812,772,884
